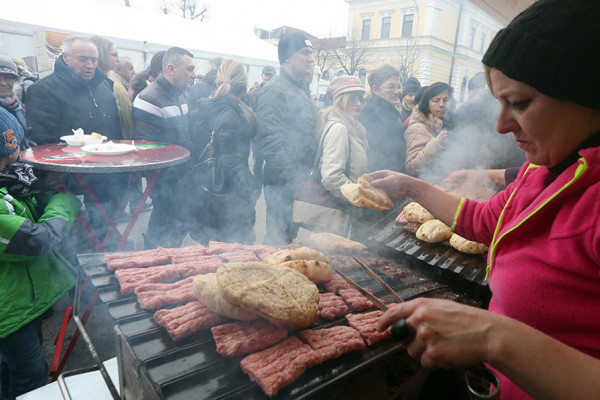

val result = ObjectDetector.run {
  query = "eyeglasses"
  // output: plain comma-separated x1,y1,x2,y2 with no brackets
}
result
348,95,365,104
381,84,402,91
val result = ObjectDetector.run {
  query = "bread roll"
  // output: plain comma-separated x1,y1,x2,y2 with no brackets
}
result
449,234,488,255
416,219,453,243
340,174,393,211
277,259,332,283
193,274,260,321
309,232,367,254
263,247,329,266
403,202,434,223
216,262,319,329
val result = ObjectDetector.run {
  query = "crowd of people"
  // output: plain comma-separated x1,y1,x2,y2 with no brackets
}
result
1,0,599,398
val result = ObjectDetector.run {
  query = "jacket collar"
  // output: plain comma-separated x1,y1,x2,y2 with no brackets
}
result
409,106,443,132
369,93,400,115
280,68,310,91
548,131,600,175
54,56,108,89
155,73,185,100
108,70,128,89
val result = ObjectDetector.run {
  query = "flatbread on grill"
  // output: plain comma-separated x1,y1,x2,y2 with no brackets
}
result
403,202,434,223
277,259,332,283
193,274,260,321
216,262,319,329
416,219,453,243
309,232,367,254
263,247,329,266
449,234,488,255
340,174,393,211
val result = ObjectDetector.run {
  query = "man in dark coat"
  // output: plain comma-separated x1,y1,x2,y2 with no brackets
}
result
255,32,318,245
359,64,407,173
398,76,421,124
26,37,121,144
132,46,196,249
244,64,276,188
26,36,124,250
187,56,222,107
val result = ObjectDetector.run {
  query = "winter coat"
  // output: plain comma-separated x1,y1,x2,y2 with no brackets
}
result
132,74,191,149
243,81,266,111
187,95,259,244
359,94,406,173
453,145,600,399
109,70,133,140
0,188,80,338
318,117,368,200
26,56,122,145
187,69,217,107
404,107,445,176
255,69,319,186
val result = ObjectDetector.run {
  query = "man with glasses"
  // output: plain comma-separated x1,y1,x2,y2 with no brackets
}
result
26,36,124,250
358,64,407,173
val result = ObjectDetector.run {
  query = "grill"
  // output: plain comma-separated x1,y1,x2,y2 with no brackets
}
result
78,245,483,400
361,200,491,303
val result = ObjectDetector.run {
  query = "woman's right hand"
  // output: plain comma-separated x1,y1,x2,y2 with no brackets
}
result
377,298,497,368
437,130,448,144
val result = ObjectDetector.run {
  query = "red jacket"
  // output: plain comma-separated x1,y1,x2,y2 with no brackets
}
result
454,146,600,399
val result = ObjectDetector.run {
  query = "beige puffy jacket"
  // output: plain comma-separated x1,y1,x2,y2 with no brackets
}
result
404,107,445,176
318,118,368,200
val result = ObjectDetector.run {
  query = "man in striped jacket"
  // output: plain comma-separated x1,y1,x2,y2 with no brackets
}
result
132,47,196,249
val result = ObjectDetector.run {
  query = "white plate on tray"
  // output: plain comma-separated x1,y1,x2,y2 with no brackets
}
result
61,134,107,146
81,143,136,156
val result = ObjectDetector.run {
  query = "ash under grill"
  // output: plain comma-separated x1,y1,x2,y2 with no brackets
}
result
79,249,478,400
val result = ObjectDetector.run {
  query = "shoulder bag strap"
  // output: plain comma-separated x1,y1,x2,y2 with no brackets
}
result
311,122,352,177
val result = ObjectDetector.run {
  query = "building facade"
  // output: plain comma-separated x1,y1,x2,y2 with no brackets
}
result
345,0,504,101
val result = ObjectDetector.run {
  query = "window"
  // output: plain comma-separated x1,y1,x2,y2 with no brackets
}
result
480,31,486,53
381,16,392,39
401,14,414,37
361,19,371,40
469,26,476,48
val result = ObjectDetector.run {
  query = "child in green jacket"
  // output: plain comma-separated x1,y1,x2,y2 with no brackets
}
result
0,107,81,399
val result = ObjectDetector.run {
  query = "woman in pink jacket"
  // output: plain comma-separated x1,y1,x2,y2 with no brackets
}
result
369,0,600,398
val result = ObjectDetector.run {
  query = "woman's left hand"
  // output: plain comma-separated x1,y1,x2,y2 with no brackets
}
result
377,298,498,368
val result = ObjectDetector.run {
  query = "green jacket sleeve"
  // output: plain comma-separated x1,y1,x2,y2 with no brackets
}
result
0,192,81,261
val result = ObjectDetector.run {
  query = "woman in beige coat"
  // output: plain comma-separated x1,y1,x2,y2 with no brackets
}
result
319,76,368,200
405,82,453,176
296,76,368,235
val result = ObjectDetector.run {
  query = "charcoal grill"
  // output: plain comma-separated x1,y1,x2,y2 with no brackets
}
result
78,247,482,400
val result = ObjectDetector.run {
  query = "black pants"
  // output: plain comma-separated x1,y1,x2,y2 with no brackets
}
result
0,317,47,400
263,180,298,245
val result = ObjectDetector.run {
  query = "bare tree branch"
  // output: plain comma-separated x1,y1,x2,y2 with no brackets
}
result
389,37,424,84
332,34,370,76
159,0,209,21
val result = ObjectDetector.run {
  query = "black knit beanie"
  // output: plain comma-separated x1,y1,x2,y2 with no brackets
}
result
278,32,312,65
402,77,421,97
482,0,600,109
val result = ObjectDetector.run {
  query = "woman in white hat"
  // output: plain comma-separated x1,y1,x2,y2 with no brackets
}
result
296,76,368,235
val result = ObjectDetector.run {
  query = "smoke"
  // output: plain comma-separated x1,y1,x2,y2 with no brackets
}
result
417,90,526,185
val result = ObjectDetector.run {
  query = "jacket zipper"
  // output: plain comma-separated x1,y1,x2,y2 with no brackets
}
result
485,157,589,280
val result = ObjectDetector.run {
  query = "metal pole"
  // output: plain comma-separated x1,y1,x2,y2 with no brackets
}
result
449,0,464,86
